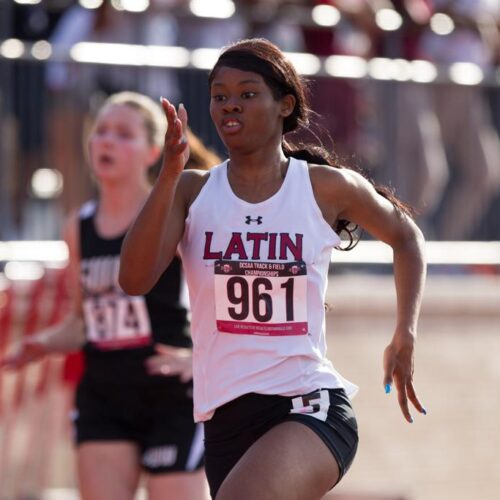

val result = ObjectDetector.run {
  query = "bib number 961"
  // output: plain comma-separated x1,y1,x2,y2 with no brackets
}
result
214,260,308,336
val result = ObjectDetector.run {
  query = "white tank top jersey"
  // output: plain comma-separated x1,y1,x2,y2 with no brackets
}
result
179,157,358,422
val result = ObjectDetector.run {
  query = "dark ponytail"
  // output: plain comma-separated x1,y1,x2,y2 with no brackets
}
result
282,140,413,250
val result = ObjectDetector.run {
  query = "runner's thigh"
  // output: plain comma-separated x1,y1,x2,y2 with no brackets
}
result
216,421,340,500
147,468,210,500
77,442,141,500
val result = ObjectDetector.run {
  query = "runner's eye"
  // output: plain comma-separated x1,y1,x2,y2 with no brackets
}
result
117,130,133,140
94,126,107,136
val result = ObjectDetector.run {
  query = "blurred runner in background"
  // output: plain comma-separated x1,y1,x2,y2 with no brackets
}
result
2,91,219,500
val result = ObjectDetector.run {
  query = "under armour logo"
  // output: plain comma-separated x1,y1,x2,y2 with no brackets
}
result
245,216,263,225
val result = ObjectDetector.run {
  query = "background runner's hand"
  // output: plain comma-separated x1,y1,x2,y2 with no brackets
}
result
160,98,190,178
383,330,426,423
146,343,193,383
1,337,48,370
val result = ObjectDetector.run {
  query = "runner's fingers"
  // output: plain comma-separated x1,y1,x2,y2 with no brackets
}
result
153,363,190,379
147,345,192,380
146,351,190,378
406,381,426,414
155,343,174,355
147,359,181,375
161,98,177,131
146,353,176,369
179,370,192,383
178,103,188,135
394,374,413,423
166,119,187,153
1,343,44,370
161,99,185,147
164,116,180,143
155,344,190,358
160,98,181,135
382,346,395,390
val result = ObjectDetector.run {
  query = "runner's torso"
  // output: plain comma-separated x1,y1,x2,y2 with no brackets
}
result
179,157,356,421
79,201,191,386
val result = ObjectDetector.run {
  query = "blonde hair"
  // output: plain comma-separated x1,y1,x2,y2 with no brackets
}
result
94,91,221,177
100,91,166,147
185,128,221,170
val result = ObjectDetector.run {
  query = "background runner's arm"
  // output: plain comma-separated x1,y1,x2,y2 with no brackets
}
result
1,215,85,369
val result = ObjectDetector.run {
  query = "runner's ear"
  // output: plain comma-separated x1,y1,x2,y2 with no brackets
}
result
280,94,296,118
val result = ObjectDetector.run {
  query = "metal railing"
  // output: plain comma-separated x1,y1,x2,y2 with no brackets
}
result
1,42,499,241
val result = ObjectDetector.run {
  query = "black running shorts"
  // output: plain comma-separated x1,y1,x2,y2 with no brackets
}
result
73,378,204,474
203,388,358,498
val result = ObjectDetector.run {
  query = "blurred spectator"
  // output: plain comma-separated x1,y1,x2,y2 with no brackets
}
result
2,1,70,238
354,0,499,240
45,3,96,216
47,1,180,98
371,0,450,233
417,0,500,239
301,1,379,160
236,0,305,51
4,0,499,241
45,1,182,215
175,0,246,49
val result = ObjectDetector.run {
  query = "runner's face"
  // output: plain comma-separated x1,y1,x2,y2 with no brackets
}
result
88,104,153,183
209,66,287,154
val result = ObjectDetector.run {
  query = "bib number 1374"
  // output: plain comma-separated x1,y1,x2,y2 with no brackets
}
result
214,260,308,336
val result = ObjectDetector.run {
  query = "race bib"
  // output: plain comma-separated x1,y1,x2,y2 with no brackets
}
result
83,294,152,349
214,260,308,336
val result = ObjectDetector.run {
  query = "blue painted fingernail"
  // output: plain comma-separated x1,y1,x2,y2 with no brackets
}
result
385,384,391,394
409,416,414,423
422,408,427,415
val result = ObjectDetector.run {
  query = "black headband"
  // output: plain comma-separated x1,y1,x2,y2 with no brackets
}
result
212,50,291,96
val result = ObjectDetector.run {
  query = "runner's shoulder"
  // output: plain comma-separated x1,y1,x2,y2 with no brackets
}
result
179,168,212,207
